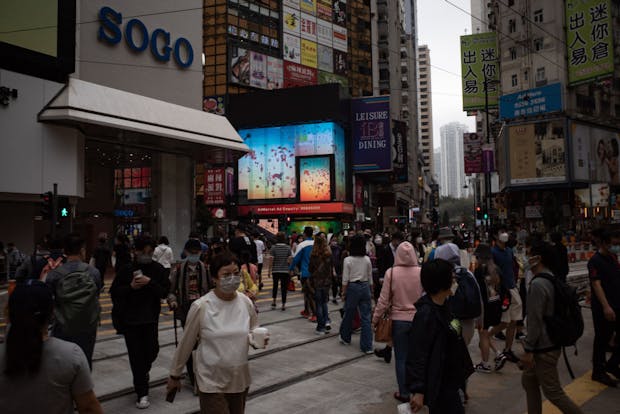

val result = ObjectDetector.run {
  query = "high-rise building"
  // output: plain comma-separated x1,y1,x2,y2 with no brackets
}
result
418,45,433,175
433,148,442,185
487,0,620,228
439,122,468,198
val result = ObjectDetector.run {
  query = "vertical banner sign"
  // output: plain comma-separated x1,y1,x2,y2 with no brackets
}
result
392,120,408,182
205,168,225,205
460,32,499,111
565,0,614,85
351,96,392,172
482,144,495,173
463,132,483,174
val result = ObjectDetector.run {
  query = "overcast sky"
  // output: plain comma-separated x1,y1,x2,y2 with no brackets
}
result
417,0,476,148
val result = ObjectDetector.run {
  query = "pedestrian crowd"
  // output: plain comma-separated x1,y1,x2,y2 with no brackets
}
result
1,222,619,414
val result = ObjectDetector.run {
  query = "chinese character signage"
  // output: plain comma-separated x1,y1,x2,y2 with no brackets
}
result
351,96,392,172
205,168,225,205
301,39,318,68
460,32,499,111
392,120,408,183
566,0,614,85
283,61,317,88
301,13,317,41
508,121,566,185
463,132,482,174
499,83,563,119
283,6,301,35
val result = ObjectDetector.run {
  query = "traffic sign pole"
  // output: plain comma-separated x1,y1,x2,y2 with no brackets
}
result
52,183,58,238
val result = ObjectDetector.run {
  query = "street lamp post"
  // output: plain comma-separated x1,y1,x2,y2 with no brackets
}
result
483,74,498,237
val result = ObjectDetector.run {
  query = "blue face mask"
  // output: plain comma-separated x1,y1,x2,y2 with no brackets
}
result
187,254,201,264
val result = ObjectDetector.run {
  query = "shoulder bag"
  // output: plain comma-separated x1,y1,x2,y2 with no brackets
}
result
374,267,394,343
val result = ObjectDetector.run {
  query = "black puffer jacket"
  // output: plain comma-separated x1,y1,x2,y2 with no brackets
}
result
406,295,466,411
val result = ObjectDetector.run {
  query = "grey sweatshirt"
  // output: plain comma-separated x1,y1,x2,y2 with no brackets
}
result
523,268,556,352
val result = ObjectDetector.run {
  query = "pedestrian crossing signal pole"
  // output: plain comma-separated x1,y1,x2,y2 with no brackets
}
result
51,183,58,238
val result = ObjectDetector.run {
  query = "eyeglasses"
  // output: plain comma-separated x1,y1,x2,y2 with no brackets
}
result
220,272,240,278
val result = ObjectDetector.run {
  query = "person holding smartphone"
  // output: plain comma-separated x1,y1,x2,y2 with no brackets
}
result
111,236,169,409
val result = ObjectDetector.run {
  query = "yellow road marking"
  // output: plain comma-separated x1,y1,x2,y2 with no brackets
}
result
523,370,608,414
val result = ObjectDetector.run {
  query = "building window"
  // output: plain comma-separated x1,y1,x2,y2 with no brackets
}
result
511,74,518,87
509,19,516,33
534,38,543,51
536,67,545,82
534,9,543,23
510,47,517,60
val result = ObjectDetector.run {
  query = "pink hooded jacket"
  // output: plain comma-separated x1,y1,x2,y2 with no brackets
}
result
372,241,423,324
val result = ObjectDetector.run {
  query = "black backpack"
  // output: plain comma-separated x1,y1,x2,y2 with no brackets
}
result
535,273,584,347
449,267,483,320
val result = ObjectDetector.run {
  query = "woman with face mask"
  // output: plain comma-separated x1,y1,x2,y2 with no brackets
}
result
167,239,212,390
167,252,265,414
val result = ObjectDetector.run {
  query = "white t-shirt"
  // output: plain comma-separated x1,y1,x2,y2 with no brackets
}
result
255,239,265,264
342,255,373,286
170,291,258,393
153,244,174,269
0,337,93,414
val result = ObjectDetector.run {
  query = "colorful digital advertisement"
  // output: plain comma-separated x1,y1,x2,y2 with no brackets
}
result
298,156,333,202
287,220,342,236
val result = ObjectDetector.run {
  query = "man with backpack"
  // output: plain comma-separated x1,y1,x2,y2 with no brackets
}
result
45,233,102,369
521,241,583,414
587,228,620,387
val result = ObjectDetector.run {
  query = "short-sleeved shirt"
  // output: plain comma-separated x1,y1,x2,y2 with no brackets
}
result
492,245,515,290
0,337,93,414
588,251,620,309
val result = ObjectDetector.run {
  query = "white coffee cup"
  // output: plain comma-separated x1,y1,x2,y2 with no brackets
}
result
250,327,268,349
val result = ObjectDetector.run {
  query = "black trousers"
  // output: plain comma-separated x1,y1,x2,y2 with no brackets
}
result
124,323,159,398
592,305,620,375
272,272,290,304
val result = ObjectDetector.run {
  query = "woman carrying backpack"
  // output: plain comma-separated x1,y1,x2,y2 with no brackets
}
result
520,241,583,414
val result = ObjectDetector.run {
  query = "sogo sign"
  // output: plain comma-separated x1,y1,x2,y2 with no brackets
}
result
98,6,194,68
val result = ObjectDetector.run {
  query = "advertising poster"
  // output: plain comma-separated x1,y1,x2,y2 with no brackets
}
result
318,44,333,72
318,71,348,88
250,51,267,89
351,96,392,172
283,61,317,88
463,132,482,174
283,33,301,63
299,156,333,202
238,122,346,201
230,47,250,86
287,220,342,236
267,56,283,90
284,0,301,8
203,95,225,115
565,0,614,85
300,13,317,41
317,19,333,46
204,168,226,205
332,25,348,52
508,122,566,184
588,125,620,184
570,122,590,180
499,83,563,119
301,39,318,68
283,6,301,35
317,0,332,21
460,32,499,111
574,188,591,207
332,1,347,27
392,120,408,183
333,50,347,75
300,0,316,15
591,183,610,207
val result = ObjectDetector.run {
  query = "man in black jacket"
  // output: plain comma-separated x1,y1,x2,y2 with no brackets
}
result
550,232,569,283
111,236,169,409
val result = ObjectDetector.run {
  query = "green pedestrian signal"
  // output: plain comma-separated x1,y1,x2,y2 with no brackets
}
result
483,212,488,220
61,207,69,217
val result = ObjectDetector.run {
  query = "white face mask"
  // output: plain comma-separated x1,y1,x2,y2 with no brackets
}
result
416,237,423,244
374,236,383,245
219,273,241,293
499,233,509,243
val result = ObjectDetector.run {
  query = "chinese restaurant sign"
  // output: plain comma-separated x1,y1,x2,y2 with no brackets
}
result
351,96,392,172
460,32,499,111
204,168,225,205
565,0,614,85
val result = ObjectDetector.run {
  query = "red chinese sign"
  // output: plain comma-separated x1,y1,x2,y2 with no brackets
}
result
204,168,225,205
238,202,354,216
283,61,317,88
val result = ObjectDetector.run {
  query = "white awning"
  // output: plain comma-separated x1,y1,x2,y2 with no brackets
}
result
38,78,248,153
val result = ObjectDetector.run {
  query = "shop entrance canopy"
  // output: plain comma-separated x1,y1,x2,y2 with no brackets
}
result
38,78,248,160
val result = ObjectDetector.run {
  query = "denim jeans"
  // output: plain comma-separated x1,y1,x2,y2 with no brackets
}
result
339,281,373,352
392,320,412,398
315,287,329,331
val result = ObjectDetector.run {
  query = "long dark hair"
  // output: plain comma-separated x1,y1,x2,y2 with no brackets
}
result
5,281,54,376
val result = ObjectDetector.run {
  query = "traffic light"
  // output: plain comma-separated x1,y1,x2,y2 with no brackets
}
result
40,191,53,220
475,206,482,219
483,211,489,221
57,196,70,220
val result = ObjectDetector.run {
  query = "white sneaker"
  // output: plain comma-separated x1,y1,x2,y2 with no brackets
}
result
136,396,150,409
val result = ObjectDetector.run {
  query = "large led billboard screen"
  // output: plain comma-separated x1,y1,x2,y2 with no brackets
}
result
238,122,345,202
